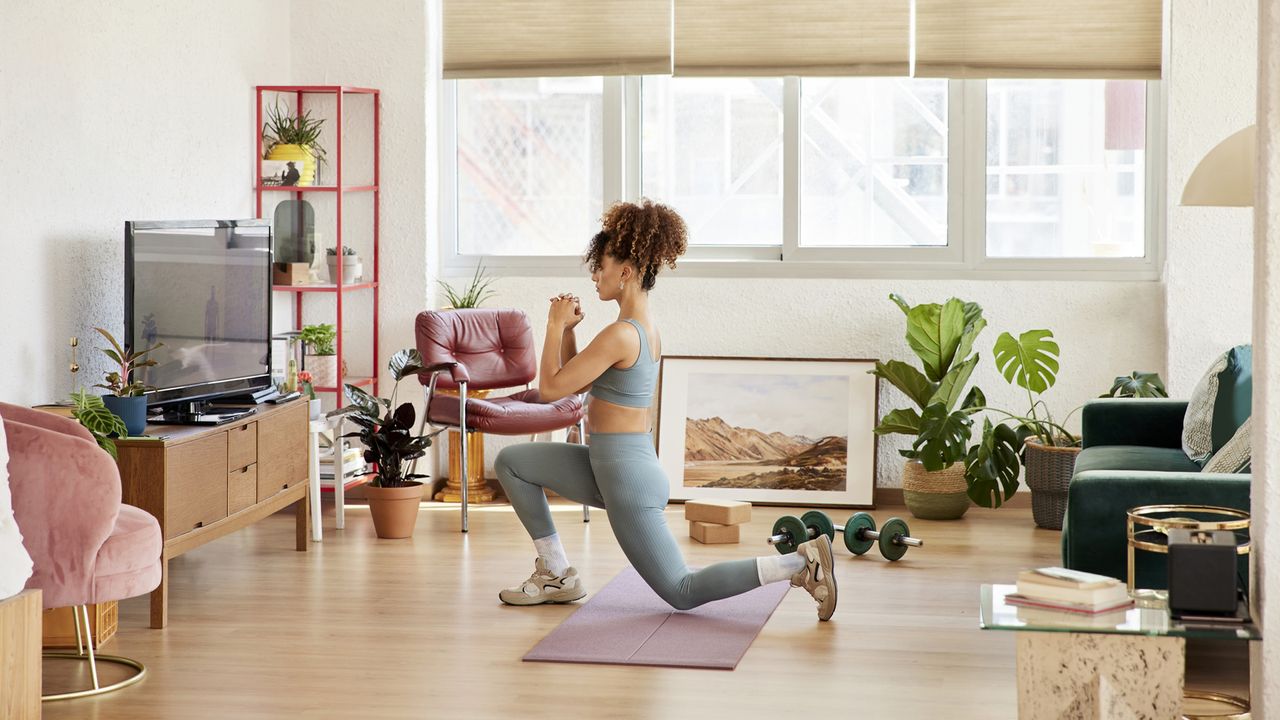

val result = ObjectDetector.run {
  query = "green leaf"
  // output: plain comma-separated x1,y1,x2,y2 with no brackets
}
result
389,348,426,382
954,316,987,368
993,329,1060,394
343,384,384,420
912,404,972,471
95,327,126,358
961,386,986,411
889,293,911,316
1105,371,1168,398
873,408,923,436
904,299,968,382
929,355,979,412
965,420,1021,508
870,360,937,409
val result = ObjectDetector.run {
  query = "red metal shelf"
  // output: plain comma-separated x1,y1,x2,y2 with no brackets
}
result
255,185,378,193
273,282,378,293
257,84,381,401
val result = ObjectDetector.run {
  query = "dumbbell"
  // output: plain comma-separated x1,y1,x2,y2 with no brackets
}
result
767,511,924,561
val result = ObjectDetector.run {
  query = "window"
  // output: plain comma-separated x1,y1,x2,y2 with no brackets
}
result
444,76,1158,275
986,79,1146,259
455,77,604,255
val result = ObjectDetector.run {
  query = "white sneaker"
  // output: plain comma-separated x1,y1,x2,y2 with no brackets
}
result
791,535,837,621
499,557,588,606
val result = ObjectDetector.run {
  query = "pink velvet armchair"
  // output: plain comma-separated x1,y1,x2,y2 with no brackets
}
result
1,401,162,701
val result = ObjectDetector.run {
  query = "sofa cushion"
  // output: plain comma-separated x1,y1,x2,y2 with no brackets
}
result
1182,345,1251,465
1203,416,1251,474
1073,445,1201,476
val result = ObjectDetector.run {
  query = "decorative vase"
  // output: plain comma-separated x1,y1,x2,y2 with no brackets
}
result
308,398,323,420
365,482,425,539
325,255,362,284
102,395,147,437
306,354,338,388
265,143,316,186
901,460,970,520
1023,438,1082,530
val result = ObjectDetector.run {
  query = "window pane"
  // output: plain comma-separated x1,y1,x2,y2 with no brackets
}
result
986,79,1146,258
641,77,784,246
456,78,603,255
800,78,948,247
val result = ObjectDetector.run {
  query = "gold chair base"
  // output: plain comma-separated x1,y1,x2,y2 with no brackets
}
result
42,651,147,701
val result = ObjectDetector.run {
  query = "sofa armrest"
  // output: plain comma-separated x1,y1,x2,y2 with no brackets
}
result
1061,470,1250,587
1081,399,1189,449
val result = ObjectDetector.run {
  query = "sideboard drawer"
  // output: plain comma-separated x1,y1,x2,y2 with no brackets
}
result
228,464,257,515
228,421,257,471
164,434,229,539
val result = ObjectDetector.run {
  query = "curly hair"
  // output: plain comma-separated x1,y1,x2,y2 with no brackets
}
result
583,199,689,291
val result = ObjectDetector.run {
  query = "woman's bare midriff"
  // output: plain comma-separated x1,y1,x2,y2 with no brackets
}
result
585,396,652,435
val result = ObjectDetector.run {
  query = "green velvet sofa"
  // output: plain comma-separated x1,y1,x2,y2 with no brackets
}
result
1061,348,1252,590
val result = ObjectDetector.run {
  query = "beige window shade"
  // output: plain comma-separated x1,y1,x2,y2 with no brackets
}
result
674,0,909,76
914,0,1162,79
444,0,672,79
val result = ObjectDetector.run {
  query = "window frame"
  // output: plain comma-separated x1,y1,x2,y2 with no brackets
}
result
441,77,1165,281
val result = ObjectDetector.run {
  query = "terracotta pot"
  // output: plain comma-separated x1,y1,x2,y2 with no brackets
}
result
365,482,425,539
901,460,970,520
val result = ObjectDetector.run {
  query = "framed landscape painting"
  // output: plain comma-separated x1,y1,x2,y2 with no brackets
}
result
656,356,879,508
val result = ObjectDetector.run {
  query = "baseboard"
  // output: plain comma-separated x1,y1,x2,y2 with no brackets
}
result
874,487,1032,509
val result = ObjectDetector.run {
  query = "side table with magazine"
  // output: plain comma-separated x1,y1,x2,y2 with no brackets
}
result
980,572,1259,720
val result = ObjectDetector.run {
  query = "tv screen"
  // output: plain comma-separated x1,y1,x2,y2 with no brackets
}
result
125,220,273,407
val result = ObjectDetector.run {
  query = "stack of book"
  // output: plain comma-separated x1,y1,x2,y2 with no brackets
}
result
1006,567,1134,615
319,442,370,491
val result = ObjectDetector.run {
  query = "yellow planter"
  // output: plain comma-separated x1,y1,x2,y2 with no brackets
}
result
265,143,316,186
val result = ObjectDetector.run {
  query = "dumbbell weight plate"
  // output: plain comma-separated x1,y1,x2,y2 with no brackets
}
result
879,517,911,561
843,512,876,555
801,510,835,543
771,515,808,555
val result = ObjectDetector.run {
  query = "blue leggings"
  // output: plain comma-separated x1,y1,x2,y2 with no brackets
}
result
495,432,763,610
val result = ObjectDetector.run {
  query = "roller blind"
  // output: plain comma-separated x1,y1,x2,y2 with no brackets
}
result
914,0,1163,79
443,0,673,79
674,0,909,76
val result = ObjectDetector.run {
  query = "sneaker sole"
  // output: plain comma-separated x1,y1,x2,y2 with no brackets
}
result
814,539,837,621
498,587,588,606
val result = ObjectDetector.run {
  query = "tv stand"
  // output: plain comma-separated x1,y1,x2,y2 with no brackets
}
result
115,398,309,628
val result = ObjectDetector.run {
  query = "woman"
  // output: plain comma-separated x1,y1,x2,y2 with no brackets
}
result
495,200,837,620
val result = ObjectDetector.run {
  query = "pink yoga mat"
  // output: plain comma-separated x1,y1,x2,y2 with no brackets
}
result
522,566,790,670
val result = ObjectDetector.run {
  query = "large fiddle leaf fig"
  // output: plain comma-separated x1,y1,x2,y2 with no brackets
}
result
870,360,936,410
929,355,979,412
874,408,923,436
905,299,969,382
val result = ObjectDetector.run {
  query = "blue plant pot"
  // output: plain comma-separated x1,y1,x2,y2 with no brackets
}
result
102,395,148,437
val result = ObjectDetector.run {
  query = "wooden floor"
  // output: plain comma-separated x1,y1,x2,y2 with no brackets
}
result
42,499,1248,720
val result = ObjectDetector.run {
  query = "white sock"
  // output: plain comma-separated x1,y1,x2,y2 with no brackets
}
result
756,553,806,585
534,533,570,576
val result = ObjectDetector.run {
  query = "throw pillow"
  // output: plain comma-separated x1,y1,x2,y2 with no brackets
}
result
1183,345,1252,466
1202,416,1251,474
0,413,34,599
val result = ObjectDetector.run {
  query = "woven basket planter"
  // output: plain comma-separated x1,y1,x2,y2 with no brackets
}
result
901,460,970,520
1023,438,1082,530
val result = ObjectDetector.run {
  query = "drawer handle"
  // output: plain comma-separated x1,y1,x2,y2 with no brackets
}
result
194,521,204,529
241,466,251,474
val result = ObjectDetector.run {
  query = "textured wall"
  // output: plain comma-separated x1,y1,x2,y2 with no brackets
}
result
1165,0,1258,392
444,275,1165,488
0,1,289,405
1251,0,1279,710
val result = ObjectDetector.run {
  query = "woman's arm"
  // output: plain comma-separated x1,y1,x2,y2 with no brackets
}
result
539,321,632,403
560,326,579,366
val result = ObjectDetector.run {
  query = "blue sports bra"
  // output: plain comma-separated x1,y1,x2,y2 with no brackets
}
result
589,319,659,408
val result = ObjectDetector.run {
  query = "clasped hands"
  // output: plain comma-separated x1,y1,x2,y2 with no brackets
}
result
548,292,584,330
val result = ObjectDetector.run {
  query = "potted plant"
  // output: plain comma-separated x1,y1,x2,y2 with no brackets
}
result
93,327,162,437
326,246,362,285
871,294,1020,519
262,101,326,187
437,264,497,309
339,349,444,539
298,371,321,420
69,389,129,459
300,323,338,388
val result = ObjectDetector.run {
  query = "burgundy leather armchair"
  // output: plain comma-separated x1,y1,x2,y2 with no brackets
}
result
415,308,588,532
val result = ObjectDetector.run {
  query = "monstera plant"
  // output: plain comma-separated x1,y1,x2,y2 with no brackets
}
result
871,294,1021,515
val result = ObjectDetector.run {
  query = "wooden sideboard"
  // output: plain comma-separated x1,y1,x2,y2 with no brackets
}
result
0,589,40,719
115,398,310,628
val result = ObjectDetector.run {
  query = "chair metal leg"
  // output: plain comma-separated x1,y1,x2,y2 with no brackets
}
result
43,604,148,701
73,603,84,656
578,417,590,523
459,380,469,533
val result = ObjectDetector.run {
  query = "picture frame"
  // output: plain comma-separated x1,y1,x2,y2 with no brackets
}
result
656,356,880,508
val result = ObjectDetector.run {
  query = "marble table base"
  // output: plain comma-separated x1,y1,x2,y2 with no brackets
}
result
1017,633,1185,720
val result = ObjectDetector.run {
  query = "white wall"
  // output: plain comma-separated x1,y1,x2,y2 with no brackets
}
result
0,1,290,405
1165,0,1258,392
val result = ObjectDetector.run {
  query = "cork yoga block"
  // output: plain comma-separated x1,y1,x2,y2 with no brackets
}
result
690,521,741,544
684,499,751,526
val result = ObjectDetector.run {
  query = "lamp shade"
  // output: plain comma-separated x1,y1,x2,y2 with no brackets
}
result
1181,125,1257,207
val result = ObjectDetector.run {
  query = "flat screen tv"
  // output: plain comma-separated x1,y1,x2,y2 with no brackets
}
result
124,219,273,409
